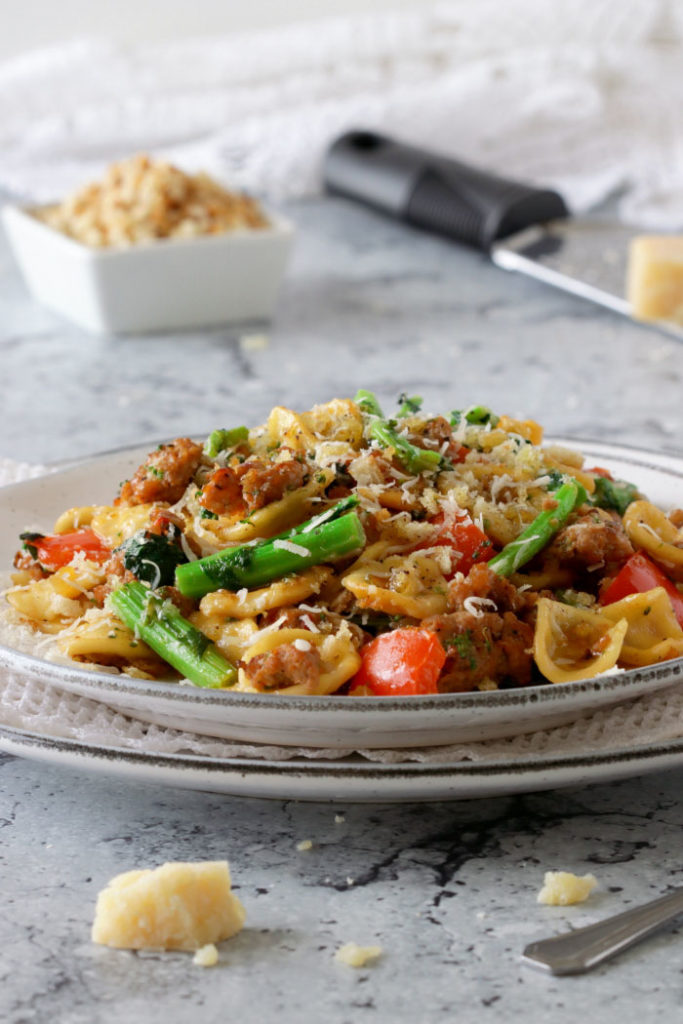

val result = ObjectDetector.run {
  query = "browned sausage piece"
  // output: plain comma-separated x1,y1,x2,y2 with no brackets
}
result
545,507,634,572
242,643,321,692
422,563,536,692
200,454,308,516
118,438,203,506
200,466,247,517
239,456,308,512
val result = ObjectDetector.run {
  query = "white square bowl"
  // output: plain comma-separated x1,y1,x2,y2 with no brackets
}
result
1,203,294,334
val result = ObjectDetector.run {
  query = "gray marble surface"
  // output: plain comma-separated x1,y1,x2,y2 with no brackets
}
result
1,197,683,1023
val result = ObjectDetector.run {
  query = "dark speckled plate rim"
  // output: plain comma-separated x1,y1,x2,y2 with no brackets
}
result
1,435,683,718
2,720,683,782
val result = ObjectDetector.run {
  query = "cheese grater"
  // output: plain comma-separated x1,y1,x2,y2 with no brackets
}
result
323,130,683,342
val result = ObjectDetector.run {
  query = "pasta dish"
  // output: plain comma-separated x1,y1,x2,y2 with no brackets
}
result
4,393,683,697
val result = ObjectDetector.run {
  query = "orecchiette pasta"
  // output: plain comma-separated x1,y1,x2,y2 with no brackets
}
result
533,598,628,684
623,501,683,580
600,588,683,666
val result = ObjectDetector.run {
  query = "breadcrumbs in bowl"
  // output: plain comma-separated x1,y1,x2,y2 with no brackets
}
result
36,154,270,248
2,155,293,334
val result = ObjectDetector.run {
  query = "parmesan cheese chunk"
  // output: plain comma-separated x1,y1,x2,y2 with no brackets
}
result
91,861,246,951
193,943,219,967
335,942,383,967
537,870,598,906
628,236,683,325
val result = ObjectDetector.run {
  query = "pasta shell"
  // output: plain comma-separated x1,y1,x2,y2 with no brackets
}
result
198,567,332,620
534,597,627,684
624,501,683,580
601,587,683,666
238,626,360,695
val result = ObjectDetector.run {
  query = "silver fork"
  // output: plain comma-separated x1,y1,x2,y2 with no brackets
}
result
522,887,683,975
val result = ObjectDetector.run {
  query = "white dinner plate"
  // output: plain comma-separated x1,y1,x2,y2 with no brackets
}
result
2,721,683,802
1,438,682,750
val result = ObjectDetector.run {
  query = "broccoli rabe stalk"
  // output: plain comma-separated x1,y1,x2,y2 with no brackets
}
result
397,393,423,417
488,478,587,577
204,426,249,459
450,406,500,428
108,582,237,689
589,475,639,516
175,498,365,600
353,389,450,475
354,389,384,418
369,419,443,474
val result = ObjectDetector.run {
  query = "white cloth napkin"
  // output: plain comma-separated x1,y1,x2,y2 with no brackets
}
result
1,0,682,229
2,458,683,765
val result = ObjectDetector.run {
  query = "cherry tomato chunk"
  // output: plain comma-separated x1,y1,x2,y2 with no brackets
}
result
34,529,111,570
600,551,683,627
417,512,493,577
350,629,447,696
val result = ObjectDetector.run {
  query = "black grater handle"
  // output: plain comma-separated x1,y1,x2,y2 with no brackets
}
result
323,130,568,252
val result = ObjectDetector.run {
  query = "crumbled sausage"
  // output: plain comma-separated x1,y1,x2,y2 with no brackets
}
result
240,457,307,511
425,609,534,692
545,508,634,572
423,564,535,691
261,607,366,645
91,550,134,606
200,466,247,518
200,454,308,517
118,439,203,506
410,416,467,462
242,643,321,692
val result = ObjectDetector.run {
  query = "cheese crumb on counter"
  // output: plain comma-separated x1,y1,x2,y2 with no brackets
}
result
335,942,383,967
296,839,313,851
537,870,598,906
193,943,219,967
91,860,246,951
627,236,683,325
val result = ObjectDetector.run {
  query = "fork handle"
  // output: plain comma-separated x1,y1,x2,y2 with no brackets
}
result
522,887,683,975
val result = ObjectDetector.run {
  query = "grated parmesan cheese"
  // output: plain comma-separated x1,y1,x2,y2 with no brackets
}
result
272,539,310,558
463,596,498,618
293,638,312,652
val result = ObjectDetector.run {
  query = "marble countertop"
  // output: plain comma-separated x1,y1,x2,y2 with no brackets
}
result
1,197,683,1023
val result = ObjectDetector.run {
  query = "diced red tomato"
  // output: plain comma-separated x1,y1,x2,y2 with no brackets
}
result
33,529,111,570
586,466,613,480
600,551,683,627
447,443,469,464
349,629,447,696
417,511,493,577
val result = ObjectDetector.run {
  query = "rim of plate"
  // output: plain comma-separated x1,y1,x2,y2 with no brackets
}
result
3,720,683,779
1,434,683,716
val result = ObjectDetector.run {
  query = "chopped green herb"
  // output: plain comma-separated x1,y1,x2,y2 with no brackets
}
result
397,393,423,417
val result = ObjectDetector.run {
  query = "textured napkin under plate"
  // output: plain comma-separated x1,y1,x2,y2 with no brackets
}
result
1,0,683,230
2,458,683,765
